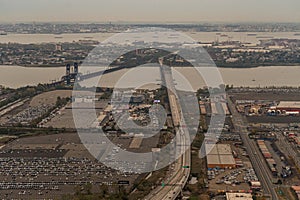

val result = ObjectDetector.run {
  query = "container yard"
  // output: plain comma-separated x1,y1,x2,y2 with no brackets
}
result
256,140,278,176
199,101,206,115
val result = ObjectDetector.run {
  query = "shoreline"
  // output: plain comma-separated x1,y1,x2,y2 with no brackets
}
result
0,63,300,69
2,30,300,35
216,63,300,68
0,64,66,68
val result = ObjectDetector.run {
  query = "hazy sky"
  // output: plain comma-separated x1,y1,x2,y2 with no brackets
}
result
0,0,299,23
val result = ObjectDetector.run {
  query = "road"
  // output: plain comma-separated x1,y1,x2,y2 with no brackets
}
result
227,98,279,200
145,64,190,200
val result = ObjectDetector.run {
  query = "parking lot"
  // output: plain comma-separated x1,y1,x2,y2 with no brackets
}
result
0,133,138,199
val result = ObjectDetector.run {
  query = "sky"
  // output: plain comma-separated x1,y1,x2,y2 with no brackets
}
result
0,0,300,23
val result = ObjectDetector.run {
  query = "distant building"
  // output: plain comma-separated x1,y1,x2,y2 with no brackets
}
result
226,193,253,200
206,144,236,169
250,181,261,190
276,101,300,115
55,44,62,51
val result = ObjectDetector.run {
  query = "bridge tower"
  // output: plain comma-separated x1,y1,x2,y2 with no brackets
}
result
74,62,79,74
64,63,79,85
66,64,71,85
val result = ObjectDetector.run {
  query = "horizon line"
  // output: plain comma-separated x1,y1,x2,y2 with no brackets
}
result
0,20,300,25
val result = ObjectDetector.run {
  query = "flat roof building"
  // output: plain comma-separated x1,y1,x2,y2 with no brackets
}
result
206,144,236,169
276,101,300,113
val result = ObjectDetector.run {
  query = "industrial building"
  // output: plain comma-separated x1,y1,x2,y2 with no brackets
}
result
275,101,300,115
256,140,277,176
250,181,261,190
226,193,253,200
206,144,236,169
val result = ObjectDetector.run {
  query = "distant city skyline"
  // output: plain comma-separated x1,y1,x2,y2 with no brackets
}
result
0,0,300,23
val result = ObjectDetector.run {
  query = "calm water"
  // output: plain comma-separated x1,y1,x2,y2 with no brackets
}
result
0,65,65,88
1,32,299,88
1,32,300,44
1,65,300,89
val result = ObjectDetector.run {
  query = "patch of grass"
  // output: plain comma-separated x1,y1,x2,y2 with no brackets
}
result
128,167,168,199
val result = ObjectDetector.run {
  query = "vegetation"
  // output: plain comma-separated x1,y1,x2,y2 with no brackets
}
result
60,184,129,200
128,168,168,199
0,126,69,137
184,115,209,198
0,83,71,109
99,90,112,100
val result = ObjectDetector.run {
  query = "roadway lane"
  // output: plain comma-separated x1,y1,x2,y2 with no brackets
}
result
145,64,190,200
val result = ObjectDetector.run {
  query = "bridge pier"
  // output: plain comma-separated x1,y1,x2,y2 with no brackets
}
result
63,63,80,85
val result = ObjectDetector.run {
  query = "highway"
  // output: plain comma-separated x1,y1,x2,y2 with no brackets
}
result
145,64,190,200
227,98,279,200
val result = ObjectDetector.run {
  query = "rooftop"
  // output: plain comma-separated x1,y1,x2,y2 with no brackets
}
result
277,101,300,108
206,144,236,166
206,144,232,155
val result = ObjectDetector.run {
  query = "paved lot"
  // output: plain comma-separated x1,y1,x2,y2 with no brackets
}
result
0,133,138,199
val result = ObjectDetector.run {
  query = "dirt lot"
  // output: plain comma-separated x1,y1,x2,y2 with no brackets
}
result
30,90,72,107
229,91,300,102
45,106,76,128
111,132,161,154
45,100,108,129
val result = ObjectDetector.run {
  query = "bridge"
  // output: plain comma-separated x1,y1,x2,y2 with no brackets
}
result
49,49,181,87
50,63,153,87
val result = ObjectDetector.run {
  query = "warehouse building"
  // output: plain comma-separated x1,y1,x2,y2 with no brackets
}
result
206,144,236,169
275,101,300,115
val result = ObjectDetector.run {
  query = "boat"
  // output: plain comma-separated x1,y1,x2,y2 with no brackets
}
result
256,36,274,39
